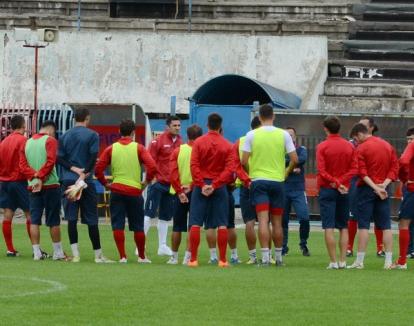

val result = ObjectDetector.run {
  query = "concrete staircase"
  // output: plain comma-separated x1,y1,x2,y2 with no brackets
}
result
320,0,414,113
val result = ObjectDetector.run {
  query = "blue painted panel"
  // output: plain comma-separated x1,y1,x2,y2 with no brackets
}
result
191,104,252,143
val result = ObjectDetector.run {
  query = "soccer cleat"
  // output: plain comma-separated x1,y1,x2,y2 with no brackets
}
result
258,260,271,267
182,256,190,265
188,260,198,267
33,254,44,261
347,261,364,269
377,250,385,258
384,262,394,270
338,261,347,269
246,257,257,265
390,262,407,270
138,257,152,264
282,246,289,256
208,258,218,265
95,255,115,263
230,257,242,264
119,257,128,263
275,260,285,267
157,245,173,256
218,260,230,268
6,250,20,257
346,249,353,257
270,257,276,265
53,252,70,261
301,245,311,257
40,249,50,259
167,256,178,265
72,256,80,263
326,262,339,270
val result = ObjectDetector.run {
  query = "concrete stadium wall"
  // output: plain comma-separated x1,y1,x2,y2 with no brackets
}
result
0,30,327,113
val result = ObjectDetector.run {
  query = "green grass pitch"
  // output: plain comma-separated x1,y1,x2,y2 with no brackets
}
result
0,224,412,325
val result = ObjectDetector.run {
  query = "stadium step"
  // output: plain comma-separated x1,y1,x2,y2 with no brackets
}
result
352,31,414,41
343,40,414,61
184,1,353,21
324,81,414,98
319,95,414,113
328,59,414,81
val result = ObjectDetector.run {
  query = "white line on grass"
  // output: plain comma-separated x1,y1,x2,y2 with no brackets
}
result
0,276,67,299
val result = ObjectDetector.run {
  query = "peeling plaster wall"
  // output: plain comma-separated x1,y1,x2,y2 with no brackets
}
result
0,30,327,113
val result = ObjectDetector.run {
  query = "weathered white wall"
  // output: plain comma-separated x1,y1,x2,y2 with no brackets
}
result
0,30,327,113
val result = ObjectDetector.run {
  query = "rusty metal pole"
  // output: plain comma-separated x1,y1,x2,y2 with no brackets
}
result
23,44,45,134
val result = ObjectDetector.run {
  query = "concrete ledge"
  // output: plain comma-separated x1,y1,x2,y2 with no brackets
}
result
324,82,414,98
319,95,414,112
0,14,348,35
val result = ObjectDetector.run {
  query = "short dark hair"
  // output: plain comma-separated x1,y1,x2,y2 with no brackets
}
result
286,126,296,134
119,119,135,136
187,124,203,141
251,116,261,130
259,104,273,120
166,115,180,126
207,113,222,131
10,115,25,130
323,116,341,134
74,108,90,122
41,120,57,130
406,127,414,137
360,116,379,134
350,123,369,138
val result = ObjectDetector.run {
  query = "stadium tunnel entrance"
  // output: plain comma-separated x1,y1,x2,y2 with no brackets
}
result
189,74,301,142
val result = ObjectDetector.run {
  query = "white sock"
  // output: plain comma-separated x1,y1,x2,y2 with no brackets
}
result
275,247,283,261
94,248,102,259
71,243,80,257
385,251,392,265
144,216,151,235
248,249,257,259
210,248,217,260
33,244,42,257
157,220,169,247
172,251,178,260
184,250,191,260
356,252,365,264
231,248,238,259
261,248,270,263
52,242,63,255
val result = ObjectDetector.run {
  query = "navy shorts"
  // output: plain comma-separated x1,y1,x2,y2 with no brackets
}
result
144,182,174,221
0,181,30,211
399,190,414,220
228,189,235,229
110,193,144,232
318,187,349,229
283,190,309,223
240,186,256,223
348,179,358,220
172,192,191,233
355,185,391,230
189,183,229,229
250,180,285,215
30,187,61,227
61,180,99,225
